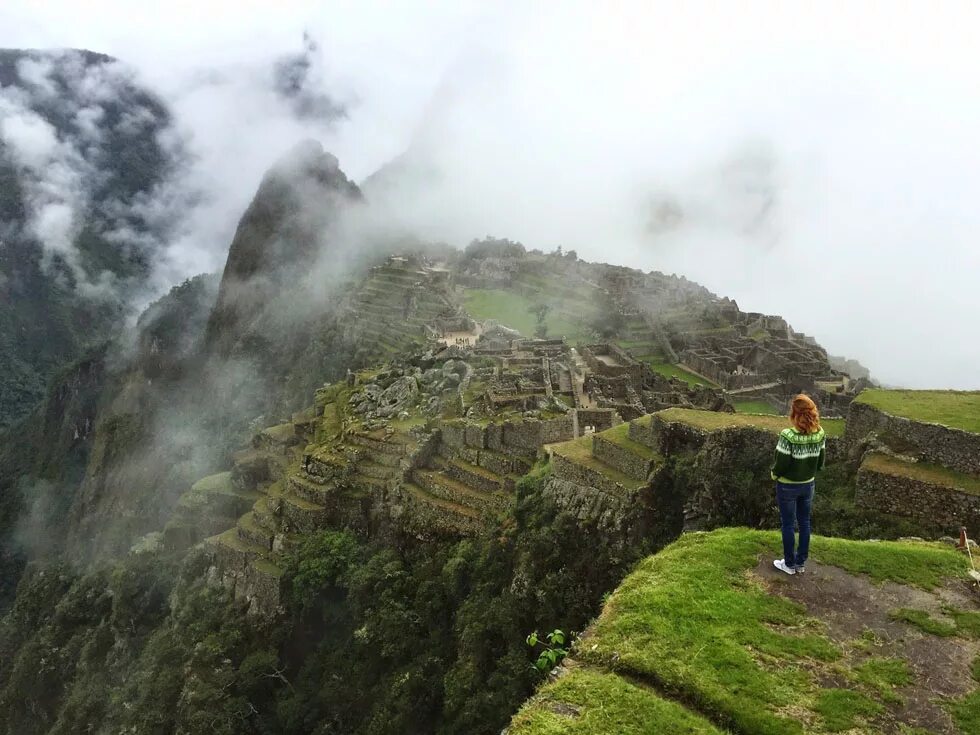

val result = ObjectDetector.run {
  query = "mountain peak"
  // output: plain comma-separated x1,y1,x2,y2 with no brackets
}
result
203,141,361,356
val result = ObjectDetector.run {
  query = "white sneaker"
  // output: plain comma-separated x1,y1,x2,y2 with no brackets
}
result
773,559,796,575
794,566,805,574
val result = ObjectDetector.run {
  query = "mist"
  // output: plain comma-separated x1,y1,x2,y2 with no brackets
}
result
2,1,979,388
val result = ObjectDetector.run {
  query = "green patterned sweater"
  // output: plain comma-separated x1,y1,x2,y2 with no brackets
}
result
771,427,826,484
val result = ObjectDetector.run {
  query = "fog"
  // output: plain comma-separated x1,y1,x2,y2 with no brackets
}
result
2,1,979,388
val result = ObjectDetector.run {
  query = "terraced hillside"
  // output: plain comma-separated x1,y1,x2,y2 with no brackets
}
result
510,529,980,735
344,256,456,357
183,361,875,617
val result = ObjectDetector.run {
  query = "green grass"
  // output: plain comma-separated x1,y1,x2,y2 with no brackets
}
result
508,668,723,735
948,690,980,734
971,654,980,683
852,658,912,703
733,399,777,414
949,607,980,637
572,529,970,734
462,288,594,343
889,608,957,636
814,536,969,589
813,689,883,731
855,389,980,434
647,361,718,387
656,407,846,438
251,558,283,577
862,453,980,497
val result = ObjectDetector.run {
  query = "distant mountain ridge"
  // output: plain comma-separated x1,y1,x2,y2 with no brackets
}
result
0,47,174,427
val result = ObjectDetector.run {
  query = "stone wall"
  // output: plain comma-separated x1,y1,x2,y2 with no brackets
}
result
845,401,980,475
856,464,980,535
441,416,575,456
581,343,643,384
576,408,622,433
551,453,633,499
592,435,656,481
643,415,709,455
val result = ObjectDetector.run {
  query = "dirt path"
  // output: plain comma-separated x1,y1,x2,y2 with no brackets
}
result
754,557,980,734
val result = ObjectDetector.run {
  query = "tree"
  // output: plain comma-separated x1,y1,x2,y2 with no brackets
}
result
529,303,551,339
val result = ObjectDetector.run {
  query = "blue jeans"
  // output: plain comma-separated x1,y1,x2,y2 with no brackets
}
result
775,481,814,568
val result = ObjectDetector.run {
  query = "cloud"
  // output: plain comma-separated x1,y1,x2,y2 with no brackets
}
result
1,1,978,388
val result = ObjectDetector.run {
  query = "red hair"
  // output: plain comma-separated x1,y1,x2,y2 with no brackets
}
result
790,394,821,434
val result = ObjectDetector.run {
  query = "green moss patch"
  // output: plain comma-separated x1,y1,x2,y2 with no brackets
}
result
890,608,957,637
891,606,980,638
656,407,845,438
852,658,912,703
814,536,968,589
814,689,883,731
862,453,980,496
190,471,235,494
948,690,980,734
855,389,980,434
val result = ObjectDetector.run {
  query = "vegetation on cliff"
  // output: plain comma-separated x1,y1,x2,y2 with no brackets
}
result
0,464,668,734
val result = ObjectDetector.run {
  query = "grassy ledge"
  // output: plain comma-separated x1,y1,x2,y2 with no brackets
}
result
516,529,974,735
862,453,980,496
656,407,846,438
855,389,980,434
508,668,723,735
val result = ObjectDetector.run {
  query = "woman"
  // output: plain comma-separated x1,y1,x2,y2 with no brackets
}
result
771,394,826,575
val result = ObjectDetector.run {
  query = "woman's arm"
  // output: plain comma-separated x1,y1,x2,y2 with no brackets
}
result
771,435,792,479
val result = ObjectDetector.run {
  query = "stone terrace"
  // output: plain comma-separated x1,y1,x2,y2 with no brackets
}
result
847,389,980,534
343,255,456,357
548,419,662,501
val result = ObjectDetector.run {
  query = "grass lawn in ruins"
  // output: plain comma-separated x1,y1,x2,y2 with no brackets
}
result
647,360,718,387
733,399,779,414
462,288,594,344
573,529,975,735
855,389,980,434
656,406,846,438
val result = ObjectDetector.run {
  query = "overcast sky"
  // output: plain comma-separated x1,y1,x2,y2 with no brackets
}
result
2,1,979,389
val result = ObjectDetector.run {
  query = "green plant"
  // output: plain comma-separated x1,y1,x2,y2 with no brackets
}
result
526,629,570,673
